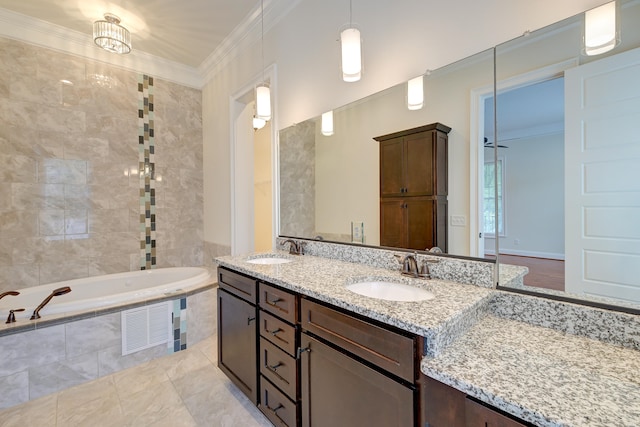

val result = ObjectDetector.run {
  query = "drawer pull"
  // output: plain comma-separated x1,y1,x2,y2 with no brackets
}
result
269,327,284,336
268,362,284,372
247,316,256,325
296,346,311,359
266,297,284,307
267,403,284,414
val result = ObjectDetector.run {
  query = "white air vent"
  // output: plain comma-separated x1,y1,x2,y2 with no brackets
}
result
122,302,172,356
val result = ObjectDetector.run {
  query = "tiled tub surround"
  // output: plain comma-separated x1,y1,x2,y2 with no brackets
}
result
422,292,640,427
0,284,216,410
217,251,493,356
219,251,640,426
0,36,203,293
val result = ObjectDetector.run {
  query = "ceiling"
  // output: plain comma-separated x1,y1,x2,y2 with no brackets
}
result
0,0,259,67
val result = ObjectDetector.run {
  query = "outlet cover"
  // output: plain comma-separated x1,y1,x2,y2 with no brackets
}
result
450,215,466,227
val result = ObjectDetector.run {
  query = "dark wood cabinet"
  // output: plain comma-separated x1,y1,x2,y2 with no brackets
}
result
300,334,414,427
217,266,529,427
422,376,530,427
217,287,258,404
376,123,450,251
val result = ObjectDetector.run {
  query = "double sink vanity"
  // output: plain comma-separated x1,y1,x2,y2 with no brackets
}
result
215,242,640,427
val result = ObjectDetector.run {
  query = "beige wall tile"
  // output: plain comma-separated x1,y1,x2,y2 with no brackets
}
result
0,37,202,290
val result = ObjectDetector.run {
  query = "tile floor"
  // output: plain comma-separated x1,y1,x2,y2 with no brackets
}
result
0,335,272,427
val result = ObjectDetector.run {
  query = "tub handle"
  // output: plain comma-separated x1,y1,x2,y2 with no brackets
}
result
247,316,256,325
5,308,25,324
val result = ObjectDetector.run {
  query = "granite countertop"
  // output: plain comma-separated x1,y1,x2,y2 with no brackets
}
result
216,251,492,355
216,251,640,426
421,314,640,427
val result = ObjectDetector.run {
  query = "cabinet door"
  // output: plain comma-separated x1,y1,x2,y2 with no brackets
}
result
406,197,435,250
404,131,434,196
380,198,406,248
218,289,258,404
300,334,414,427
380,137,405,197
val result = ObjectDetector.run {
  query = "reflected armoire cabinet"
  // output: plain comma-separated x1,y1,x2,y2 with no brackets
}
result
375,123,450,252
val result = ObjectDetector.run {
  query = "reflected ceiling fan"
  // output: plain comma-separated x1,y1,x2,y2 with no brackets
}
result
484,137,509,148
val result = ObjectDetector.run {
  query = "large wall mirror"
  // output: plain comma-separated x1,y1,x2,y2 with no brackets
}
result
278,0,640,312
494,0,640,311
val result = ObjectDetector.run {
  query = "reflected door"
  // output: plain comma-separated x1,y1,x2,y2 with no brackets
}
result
565,47,640,301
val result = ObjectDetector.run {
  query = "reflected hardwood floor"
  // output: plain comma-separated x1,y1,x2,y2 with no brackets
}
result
492,254,565,291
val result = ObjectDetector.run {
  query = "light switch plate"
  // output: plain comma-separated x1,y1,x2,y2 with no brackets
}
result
450,215,466,227
351,221,364,243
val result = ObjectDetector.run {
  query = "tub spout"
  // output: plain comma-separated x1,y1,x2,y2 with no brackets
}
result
30,286,71,320
0,291,20,300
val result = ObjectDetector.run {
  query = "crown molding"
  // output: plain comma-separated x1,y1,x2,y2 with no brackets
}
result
0,8,203,88
199,0,301,84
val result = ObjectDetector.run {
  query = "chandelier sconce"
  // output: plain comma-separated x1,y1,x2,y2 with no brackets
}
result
341,0,362,82
583,1,620,56
321,111,334,136
93,13,132,54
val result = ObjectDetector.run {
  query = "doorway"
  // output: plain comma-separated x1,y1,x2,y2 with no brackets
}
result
483,74,566,291
230,66,278,255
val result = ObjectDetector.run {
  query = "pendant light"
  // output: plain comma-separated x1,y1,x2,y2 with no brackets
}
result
321,111,334,136
256,0,271,121
341,0,362,82
584,1,619,56
407,75,424,110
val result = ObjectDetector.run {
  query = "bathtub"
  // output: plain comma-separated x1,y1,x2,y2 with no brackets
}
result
0,267,212,321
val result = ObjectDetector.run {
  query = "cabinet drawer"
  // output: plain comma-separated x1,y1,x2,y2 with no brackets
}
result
465,398,527,427
260,377,298,427
259,282,298,324
218,267,256,303
260,337,298,399
260,310,297,356
300,299,415,382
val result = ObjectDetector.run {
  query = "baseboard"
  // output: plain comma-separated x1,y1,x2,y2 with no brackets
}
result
495,248,565,260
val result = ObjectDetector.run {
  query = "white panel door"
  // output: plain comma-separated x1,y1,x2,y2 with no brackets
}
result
565,47,640,302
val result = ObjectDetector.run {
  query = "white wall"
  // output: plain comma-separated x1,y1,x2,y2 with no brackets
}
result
486,133,565,259
202,0,607,247
254,121,273,252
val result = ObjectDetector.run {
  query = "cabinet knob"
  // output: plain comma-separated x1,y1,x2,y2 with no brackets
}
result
247,316,256,325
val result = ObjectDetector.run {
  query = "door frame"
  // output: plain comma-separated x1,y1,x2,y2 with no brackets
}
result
230,64,279,255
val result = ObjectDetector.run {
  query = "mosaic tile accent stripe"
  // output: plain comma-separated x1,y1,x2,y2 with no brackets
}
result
170,298,188,353
138,75,156,270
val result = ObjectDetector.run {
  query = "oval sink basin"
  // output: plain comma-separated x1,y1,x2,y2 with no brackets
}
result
246,257,293,265
346,281,435,302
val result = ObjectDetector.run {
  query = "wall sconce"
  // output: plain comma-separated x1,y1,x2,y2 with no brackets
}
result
321,111,334,136
93,13,132,54
407,75,424,110
584,1,619,56
341,0,362,82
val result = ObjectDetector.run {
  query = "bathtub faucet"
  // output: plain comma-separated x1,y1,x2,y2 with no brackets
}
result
0,291,20,300
30,286,71,320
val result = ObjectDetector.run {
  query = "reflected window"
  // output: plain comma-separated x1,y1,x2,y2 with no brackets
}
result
484,158,505,236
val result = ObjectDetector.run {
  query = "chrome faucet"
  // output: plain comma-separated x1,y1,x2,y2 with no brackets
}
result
282,239,303,255
30,286,71,320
